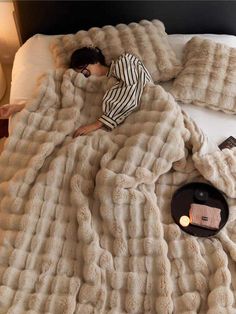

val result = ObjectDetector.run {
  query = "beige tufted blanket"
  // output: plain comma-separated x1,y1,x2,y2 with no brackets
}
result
0,69,236,314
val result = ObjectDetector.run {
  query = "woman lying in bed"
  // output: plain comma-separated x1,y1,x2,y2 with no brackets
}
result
0,47,152,138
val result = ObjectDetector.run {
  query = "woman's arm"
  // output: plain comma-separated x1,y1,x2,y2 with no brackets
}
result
98,53,152,130
73,120,103,137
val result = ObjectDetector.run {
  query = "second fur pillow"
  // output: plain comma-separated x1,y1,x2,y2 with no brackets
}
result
171,36,236,114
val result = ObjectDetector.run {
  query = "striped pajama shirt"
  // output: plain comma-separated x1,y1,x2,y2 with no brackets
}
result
98,53,153,129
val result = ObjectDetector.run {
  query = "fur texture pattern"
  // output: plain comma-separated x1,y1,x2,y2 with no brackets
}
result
0,69,235,313
50,19,182,83
171,36,236,114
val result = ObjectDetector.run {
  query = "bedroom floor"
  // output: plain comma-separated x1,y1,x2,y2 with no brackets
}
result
0,63,12,106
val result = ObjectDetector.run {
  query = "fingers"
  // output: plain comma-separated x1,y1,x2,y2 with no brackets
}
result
73,121,103,138
73,125,94,138
73,127,88,137
0,107,11,119
0,104,24,119
12,104,24,113
73,129,83,138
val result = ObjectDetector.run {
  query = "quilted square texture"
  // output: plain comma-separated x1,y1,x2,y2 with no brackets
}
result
171,36,236,114
50,19,182,82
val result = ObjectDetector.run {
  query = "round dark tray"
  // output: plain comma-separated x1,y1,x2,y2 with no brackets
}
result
171,182,229,237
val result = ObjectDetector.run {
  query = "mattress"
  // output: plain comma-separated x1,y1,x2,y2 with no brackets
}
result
10,33,236,145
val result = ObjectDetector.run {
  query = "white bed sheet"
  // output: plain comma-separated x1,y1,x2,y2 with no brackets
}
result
10,33,236,145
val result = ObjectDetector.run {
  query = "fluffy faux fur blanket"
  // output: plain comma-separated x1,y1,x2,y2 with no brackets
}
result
0,69,236,314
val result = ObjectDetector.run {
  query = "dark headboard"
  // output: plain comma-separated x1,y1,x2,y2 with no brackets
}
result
13,0,236,45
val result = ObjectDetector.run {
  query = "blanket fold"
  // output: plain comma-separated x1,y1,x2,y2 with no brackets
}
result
0,69,235,314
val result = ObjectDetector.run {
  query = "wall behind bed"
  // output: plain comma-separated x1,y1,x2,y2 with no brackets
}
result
13,0,236,44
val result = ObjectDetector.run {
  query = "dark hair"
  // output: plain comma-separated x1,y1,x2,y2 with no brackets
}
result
70,47,106,69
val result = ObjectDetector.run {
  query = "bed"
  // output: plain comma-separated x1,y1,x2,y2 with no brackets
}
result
0,1,236,313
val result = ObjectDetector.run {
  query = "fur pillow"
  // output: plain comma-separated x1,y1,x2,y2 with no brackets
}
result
170,36,236,114
50,19,182,82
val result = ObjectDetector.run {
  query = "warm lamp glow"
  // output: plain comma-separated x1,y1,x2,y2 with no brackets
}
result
179,216,190,227
0,2,20,64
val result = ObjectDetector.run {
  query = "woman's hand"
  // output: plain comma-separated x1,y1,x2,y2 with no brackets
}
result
0,103,25,119
73,120,103,137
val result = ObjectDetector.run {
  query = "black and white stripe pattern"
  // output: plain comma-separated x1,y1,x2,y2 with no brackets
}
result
98,53,153,129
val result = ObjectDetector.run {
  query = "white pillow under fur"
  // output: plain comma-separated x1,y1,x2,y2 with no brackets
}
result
50,19,182,82
171,36,236,114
